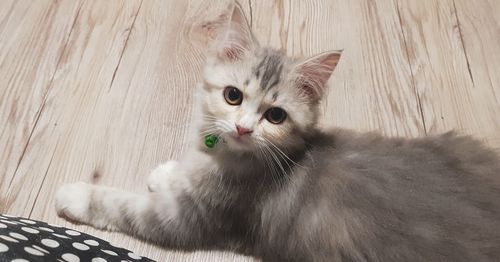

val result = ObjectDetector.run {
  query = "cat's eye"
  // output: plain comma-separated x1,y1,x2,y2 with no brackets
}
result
224,86,243,105
265,107,287,124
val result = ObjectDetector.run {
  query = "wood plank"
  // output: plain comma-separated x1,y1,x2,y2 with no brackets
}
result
0,0,82,209
6,0,499,261
250,0,424,137
397,0,500,148
453,0,500,148
2,0,142,222
2,0,423,260
6,0,253,260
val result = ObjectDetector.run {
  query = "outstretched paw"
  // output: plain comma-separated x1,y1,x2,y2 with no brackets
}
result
55,182,92,224
147,161,179,192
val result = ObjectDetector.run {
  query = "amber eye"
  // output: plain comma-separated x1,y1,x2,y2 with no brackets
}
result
223,86,243,105
265,107,287,124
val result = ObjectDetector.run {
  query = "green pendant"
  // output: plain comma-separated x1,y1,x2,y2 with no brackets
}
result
204,134,219,149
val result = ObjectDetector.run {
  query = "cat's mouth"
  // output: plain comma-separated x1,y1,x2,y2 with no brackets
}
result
223,133,254,150
227,133,251,143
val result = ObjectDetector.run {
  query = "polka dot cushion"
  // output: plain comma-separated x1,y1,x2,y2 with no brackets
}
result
0,214,154,262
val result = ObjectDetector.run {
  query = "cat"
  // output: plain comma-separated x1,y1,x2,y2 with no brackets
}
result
55,2,500,261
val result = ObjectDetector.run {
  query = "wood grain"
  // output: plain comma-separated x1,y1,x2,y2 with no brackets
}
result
453,0,500,147
3,0,142,214
397,0,500,147
0,0,498,261
249,0,425,137
0,0,82,208
2,0,253,260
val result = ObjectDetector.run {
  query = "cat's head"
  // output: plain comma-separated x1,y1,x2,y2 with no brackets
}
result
198,3,341,154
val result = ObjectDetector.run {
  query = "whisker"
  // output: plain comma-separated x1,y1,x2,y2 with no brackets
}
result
263,138,306,169
257,139,286,187
264,143,292,186
262,143,287,178
199,126,221,135
258,144,280,187
217,120,234,132
267,143,293,175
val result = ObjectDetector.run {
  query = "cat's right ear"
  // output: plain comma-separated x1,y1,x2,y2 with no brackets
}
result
209,2,257,62
293,50,343,102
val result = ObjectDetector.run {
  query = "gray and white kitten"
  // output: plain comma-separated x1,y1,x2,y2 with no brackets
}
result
55,3,500,261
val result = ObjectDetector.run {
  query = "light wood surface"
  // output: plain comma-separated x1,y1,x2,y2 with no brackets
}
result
0,0,498,261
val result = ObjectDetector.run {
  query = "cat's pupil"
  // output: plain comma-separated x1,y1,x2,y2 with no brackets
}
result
265,107,287,124
228,89,239,100
224,86,243,105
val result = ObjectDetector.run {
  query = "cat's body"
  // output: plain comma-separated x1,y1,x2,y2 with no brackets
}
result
254,130,500,261
55,3,500,261
153,129,500,261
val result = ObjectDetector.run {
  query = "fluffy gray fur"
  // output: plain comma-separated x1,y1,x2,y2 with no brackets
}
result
55,3,500,261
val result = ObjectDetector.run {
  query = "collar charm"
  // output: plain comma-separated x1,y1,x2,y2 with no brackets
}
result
204,134,219,149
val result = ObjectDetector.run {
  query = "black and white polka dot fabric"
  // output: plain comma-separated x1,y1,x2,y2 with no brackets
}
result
0,214,154,262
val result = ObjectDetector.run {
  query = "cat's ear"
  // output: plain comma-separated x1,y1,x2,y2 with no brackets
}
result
210,2,257,62
294,50,343,102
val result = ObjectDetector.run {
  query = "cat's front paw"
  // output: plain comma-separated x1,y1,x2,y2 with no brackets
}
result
147,160,179,192
55,182,92,224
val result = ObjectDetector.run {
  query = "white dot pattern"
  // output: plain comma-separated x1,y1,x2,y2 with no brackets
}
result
9,232,28,241
33,244,50,254
0,215,152,261
62,253,80,262
72,242,90,251
53,233,71,239
0,235,19,243
42,238,60,248
21,227,40,234
38,227,55,232
101,249,118,256
24,246,44,256
0,220,17,225
84,239,99,246
65,230,81,236
128,252,142,260
0,242,8,252
20,219,36,225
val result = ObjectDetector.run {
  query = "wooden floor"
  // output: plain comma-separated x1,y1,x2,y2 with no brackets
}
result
1,0,499,261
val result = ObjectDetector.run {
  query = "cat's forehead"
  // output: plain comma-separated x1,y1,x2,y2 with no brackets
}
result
243,48,291,100
251,49,286,90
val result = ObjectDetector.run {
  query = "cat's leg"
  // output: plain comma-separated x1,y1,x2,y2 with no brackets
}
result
54,180,212,247
147,160,179,192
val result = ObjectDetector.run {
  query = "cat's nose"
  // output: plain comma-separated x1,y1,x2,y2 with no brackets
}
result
236,124,253,136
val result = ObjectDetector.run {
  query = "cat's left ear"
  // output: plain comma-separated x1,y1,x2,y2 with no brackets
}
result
293,50,343,102
210,2,257,62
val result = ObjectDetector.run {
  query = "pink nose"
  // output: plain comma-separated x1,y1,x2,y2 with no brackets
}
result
236,125,253,136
